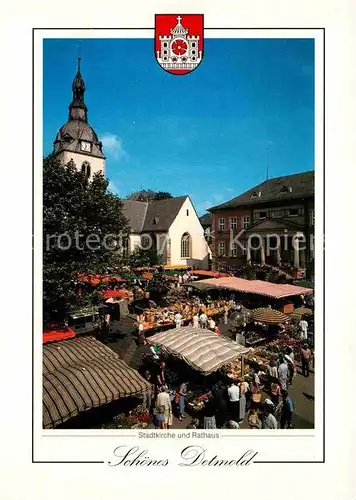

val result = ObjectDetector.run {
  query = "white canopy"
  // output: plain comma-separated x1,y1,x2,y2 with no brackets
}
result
147,326,250,375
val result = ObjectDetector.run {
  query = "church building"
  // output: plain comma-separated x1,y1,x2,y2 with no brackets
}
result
52,58,106,179
51,58,210,269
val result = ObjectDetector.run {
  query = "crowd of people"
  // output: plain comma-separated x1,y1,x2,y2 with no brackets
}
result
139,354,300,430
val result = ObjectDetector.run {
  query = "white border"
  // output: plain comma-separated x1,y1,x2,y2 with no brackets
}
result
34,28,324,463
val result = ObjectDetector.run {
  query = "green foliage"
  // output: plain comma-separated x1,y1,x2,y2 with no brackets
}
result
43,156,130,324
128,247,164,268
147,267,169,303
127,189,173,202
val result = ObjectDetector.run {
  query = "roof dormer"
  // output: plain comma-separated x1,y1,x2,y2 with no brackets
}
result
250,191,262,199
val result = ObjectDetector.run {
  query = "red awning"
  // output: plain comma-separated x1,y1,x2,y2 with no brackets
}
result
191,270,230,278
196,277,313,299
77,273,125,285
102,289,130,300
43,327,76,344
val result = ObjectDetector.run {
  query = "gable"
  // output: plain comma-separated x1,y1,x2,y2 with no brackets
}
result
244,217,303,232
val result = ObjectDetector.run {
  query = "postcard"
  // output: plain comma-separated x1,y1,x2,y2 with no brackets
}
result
1,1,354,499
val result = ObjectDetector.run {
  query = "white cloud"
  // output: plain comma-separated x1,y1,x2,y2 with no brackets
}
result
108,180,120,195
100,133,128,161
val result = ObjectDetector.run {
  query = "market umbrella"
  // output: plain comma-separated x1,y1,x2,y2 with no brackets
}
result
252,308,290,324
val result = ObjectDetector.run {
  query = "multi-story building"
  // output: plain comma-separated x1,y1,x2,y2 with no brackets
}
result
208,171,314,273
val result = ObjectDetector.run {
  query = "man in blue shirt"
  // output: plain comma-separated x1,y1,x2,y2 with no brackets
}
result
280,390,294,429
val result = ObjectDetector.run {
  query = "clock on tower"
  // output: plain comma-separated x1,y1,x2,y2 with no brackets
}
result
81,141,92,152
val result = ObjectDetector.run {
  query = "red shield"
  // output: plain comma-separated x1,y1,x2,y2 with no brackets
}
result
155,14,204,75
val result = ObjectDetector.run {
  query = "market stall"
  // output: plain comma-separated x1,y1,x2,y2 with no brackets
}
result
146,326,250,416
135,299,233,334
194,277,313,312
146,326,250,375
43,336,152,429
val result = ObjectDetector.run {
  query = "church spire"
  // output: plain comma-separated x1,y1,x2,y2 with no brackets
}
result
68,56,88,122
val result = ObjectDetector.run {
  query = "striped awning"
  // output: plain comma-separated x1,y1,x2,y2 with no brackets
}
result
43,336,151,429
147,326,250,375
252,308,290,324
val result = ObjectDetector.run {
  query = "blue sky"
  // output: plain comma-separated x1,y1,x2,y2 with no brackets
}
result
43,38,314,214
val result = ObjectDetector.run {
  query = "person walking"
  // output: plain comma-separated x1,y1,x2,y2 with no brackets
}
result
284,351,295,386
280,390,294,429
175,311,183,328
177,382,188,422
193,313,199,328
238,379,248,422
300,343,312,377
227,381,240,421
208,317,216,331
278,355,289,391
299,316,309,341
223,304,229,325
261,403,278,429
199,311,208,329
270,381,281,407
203,395,217,429
155,386,172,430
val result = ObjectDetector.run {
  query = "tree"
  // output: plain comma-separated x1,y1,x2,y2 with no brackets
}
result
128,247,165,268
147,266,169,304
43,156,130,325
127,189,173,202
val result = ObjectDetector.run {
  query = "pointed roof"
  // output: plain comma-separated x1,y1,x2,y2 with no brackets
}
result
52,57,105,160
122,196,188,233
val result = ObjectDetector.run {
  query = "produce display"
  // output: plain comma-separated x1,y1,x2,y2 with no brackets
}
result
113,405,152,429
223,360,244,380
135,300,233,331
187,392,211,412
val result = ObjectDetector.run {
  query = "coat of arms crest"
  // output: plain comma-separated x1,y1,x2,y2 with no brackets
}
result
155,14,204,75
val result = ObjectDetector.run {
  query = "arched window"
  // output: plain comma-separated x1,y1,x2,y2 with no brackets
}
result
280,185,292,193
81,161,91,178
181,232,191,259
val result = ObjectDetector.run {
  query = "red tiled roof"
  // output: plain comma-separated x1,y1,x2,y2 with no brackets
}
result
197,277,313,299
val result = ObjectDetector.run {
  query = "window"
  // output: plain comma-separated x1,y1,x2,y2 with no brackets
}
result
231,242,238,257
181,233,191,259
258,211,267,219
186,209,189,216
153,217,159,225
280,186,292,193
81,161,91,178
270,210,284,218
191,42,196,47
219,218,225,231
288,208,300,217
218,241,226,256
242,215,250,228
122,237,130,256
230,217,237,230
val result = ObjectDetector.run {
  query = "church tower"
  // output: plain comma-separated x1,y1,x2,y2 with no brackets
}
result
52,58,106,178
